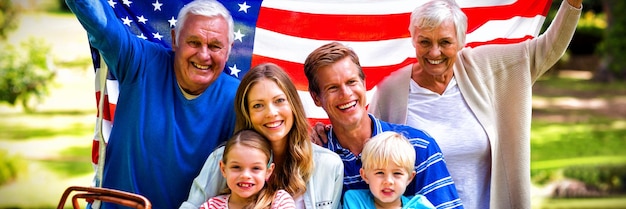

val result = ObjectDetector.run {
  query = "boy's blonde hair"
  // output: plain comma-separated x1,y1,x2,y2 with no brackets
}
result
361,131,415,174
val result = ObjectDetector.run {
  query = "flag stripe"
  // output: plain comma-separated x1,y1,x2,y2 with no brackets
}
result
463,0,551,33
252,54,417,91
257,7,410,42
467,36,536,48
252,28,415,67
466,16,546,44
261,0,420,15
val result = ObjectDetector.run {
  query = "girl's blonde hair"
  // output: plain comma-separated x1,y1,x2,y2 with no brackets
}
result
361,131,416,174
221,129,275,209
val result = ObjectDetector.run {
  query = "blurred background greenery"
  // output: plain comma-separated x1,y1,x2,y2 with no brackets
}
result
0,0,625,208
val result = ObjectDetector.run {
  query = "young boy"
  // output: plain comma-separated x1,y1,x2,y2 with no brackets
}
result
343,131,436,209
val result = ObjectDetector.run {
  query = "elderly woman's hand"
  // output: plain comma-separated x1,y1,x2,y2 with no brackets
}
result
567,0,582,9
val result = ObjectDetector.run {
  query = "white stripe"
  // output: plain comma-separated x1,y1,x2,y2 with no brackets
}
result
92,119,112,143
466,16,546,43
262,0,421,15
456,0,517,8
95,68,105,91
298,90,327,119
253,28,415,67
102,119,112,143
106,79,119,104
298,87,378,119
262,0,517,15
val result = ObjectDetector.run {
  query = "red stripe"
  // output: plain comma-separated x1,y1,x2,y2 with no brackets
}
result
307,118,330,127
463,0,552,33
252,55,417,91
109,102,116,123
257,7,410,41
362,58,417,90
92,140,100,164
466,36,535,48
95,91,115,122
251,55,309,90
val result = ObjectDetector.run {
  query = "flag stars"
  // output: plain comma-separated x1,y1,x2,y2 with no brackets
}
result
238,1,251,13
152,0,163,11
122,0,132,7
108,0,117,8
137,33,147,40
121,16,133,26
234,29,245,42
229,64,241,77
137,15,148,24
168,16,177,28
152,32,163,40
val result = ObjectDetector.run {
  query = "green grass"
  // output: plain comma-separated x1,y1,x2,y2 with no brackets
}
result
531,76,626,165
0,111,94,141
0,122,93,141
534,76,626,98
539,196,626,209
0,108,94,208
0,110,95,177
530,76,626,208
55,56,92,70
531,119,626,162
38,146,93,178
532,156,626,171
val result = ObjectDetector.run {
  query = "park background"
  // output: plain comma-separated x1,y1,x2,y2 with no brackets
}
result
0,0,625,208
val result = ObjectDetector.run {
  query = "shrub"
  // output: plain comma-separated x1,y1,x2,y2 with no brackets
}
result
563,164,626,194
0,0,19,40
0,37,56,112
0,150,26,185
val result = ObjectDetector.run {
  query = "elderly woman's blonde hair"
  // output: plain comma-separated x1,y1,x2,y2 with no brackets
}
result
361,131,416,174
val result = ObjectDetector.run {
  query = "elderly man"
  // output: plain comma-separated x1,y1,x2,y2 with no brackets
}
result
65,0,239,208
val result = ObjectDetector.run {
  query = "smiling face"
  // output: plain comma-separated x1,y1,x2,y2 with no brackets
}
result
311,57,368,129
171,14,230,95
220,144,274,203
360,163,416,208
247,78,294,145
412,19,460,77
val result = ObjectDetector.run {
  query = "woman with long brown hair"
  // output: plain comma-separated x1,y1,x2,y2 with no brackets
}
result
181,63,343,209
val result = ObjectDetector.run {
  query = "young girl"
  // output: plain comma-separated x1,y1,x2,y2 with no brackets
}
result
201,129,296,209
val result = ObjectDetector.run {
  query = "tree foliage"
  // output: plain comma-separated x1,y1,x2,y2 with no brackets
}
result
594,0,626,81
542,0,626,82
0,1,56,112
0,38,56,112
0,0,19,40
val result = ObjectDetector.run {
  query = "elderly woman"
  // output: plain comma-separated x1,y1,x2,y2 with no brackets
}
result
368,0,582,208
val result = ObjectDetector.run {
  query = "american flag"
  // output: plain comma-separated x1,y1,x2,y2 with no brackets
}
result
89,0,551,184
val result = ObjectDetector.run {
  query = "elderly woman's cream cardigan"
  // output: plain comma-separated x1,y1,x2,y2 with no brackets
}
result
369,1,581,208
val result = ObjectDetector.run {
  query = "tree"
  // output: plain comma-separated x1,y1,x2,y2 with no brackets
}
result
0,38,55,112
0,0,56,112
0,0,18,40
594,0,626,82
